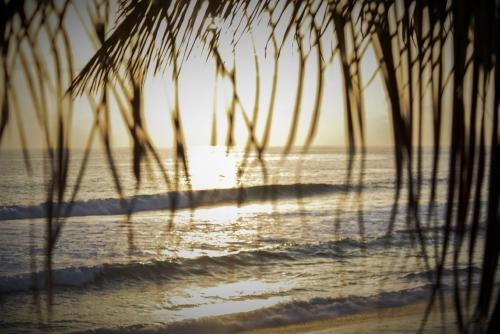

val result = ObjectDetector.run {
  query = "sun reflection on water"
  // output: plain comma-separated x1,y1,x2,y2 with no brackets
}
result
164,280,289,319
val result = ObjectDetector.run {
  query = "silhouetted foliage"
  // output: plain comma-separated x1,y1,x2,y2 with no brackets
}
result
0,0,499,332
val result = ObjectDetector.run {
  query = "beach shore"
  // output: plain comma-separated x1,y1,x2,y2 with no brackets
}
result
239,298,458,334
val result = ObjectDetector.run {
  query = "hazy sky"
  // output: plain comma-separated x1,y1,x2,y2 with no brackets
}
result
2,1,445,151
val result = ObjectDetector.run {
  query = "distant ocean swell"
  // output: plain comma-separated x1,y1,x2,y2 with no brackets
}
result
0,233,448,294
73,284,440,334
0,183,347,221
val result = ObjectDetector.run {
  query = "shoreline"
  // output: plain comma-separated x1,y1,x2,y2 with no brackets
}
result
239,297,459,334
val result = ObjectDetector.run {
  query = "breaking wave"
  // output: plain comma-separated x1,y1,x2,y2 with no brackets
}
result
0,183,345,221
0,232,437,294
74,284,440,334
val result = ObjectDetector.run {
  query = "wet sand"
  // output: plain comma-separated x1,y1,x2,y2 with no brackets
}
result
239,299,458,334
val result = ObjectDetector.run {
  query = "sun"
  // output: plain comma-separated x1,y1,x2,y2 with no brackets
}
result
187,146,238,190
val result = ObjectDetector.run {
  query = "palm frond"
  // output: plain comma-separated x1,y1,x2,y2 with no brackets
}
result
1,0,499,332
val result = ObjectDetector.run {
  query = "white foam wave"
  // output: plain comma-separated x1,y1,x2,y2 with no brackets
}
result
74,284,438,333
0,183,343,220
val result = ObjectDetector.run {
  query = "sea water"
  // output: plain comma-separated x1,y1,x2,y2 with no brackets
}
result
0,147,487,333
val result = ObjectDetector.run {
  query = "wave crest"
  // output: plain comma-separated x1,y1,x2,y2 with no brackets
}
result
0,183,344,221
0,235,411,294
74,284,438,334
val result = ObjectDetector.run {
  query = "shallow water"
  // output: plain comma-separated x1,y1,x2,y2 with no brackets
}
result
0,147,487,333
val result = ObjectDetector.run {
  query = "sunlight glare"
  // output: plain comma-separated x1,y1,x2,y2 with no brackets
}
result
187,146,238,190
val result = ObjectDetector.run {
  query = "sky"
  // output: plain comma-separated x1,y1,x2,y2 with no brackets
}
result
1,0,446,152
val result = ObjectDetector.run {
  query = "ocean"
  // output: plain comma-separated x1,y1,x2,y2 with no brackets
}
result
0,147,486,333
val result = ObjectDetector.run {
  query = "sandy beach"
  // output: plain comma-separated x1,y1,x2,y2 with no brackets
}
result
240,298,458,334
